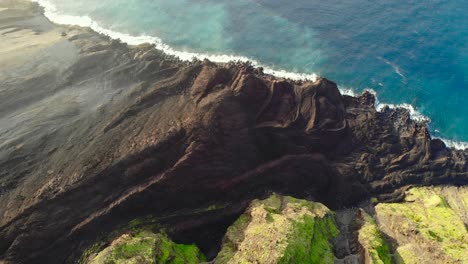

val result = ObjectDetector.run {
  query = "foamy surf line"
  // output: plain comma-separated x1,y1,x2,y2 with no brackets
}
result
29,0,318,82
435,138,468,150
339,87,430,122
337,86,467,150
30,0,468,150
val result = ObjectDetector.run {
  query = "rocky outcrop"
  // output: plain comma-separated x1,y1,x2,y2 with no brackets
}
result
207,188,467,264
0,1,467,264
355,210,392,264
83,189,465,264
336,186,468,264
214,194,338,264
83,231,205,264
375,186,468,264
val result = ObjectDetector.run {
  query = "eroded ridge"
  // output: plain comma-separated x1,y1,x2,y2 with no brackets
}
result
0,2,467,263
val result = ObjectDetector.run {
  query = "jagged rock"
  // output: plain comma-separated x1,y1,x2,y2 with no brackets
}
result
0,1,467,264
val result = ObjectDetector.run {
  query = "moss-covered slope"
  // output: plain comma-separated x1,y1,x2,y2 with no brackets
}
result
81,187,467,264
375,186,468,264
356,210,392,264
85,231,205,264
214,194,339,264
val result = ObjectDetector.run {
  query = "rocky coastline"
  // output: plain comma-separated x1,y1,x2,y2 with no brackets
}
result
0,1,467,263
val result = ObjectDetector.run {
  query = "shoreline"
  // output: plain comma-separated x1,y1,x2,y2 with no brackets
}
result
29,0,319,81
28,0,468,150
1,1,467,263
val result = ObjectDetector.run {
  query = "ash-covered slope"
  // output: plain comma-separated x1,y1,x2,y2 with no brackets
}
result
0,2,467,264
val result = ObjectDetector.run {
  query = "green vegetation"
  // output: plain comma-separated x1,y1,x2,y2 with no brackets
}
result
279,213,339,264
357,212,392,264
86,231,205,264
82,203,228,263
109,232,155,263
370,197,379,205
214,193,339,264
375,187,468,263
84,188,466,264
154,232,206,264
215,213,252,263
80,241,107,264
394,244,419,264
125,216,160,232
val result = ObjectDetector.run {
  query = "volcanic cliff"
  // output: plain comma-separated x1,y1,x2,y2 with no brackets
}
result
0,1,467,264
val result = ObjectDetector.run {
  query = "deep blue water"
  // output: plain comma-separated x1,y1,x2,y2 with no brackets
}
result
40,0,468,145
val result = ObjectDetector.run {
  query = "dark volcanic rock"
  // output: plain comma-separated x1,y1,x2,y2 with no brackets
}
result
0,2,467,264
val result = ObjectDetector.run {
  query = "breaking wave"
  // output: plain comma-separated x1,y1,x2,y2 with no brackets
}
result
29,0,468,150
30,0,318,82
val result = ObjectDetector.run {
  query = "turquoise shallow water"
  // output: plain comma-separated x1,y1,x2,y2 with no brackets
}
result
38,0,468,145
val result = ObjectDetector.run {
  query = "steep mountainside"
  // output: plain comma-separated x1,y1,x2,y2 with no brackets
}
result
0,2,467,264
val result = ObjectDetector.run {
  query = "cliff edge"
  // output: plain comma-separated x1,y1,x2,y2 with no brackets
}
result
0,1,466,263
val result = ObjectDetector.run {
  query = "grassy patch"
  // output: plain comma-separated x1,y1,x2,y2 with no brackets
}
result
212,213,251,263
80,241,107,264
125,216,160,232
279,213,339,264
358,212,392,264
155,232,205,264
376,187,468,263
87,231,205,264
111,235,155,262
394,244,418,264
215,194,339,264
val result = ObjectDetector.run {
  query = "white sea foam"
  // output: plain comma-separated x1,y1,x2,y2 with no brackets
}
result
376,99,468,150
29,0,468,150
337,86,357,97
376,103,430,123
341,86,468,150
29,0,318,82
358,87,430,122
435,138,468,150
338,86,429,122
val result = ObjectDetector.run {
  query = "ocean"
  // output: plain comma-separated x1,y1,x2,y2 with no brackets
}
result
32,0,468,149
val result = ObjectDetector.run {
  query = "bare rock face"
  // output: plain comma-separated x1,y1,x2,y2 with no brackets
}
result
0,2,467,264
